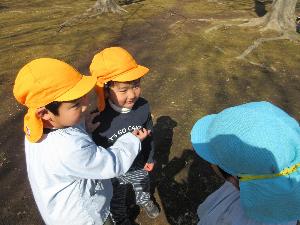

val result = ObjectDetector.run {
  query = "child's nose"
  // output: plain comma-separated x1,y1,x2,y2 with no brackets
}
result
127,89,136,98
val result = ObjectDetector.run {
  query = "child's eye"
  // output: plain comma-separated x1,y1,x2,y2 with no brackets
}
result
72,102,81,108
132,81,140,88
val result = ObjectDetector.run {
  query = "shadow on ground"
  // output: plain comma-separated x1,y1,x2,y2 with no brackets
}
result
148,116,222,225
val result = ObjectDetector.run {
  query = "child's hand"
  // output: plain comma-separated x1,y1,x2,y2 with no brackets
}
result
85,110,101,133
132,128,150,141
144,162,154,172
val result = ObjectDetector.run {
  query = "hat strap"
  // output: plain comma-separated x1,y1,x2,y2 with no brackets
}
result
95,81,106,112
239,163,300,182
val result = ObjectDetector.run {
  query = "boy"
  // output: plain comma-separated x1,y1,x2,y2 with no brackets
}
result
191,101,300,225
13,58,150,225
90,47,160,225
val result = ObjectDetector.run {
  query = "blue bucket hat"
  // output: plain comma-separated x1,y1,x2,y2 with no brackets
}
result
191,101,300,223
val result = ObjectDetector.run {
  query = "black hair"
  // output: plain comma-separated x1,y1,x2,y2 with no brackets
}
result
45,101,62,116
104,79,141,90
217,166,232,180
104,81,114,90
45,98,83,115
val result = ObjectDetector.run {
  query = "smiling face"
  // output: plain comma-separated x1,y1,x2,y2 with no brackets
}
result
107,79,141,109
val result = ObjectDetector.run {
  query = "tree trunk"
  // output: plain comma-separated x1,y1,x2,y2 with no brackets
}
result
262,0,297,32
88,0,126,14
241,0,298,33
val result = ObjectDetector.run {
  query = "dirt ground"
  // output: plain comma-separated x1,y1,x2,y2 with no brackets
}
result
1,0,300,224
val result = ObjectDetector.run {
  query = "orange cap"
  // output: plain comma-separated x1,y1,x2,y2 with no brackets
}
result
13,58,96,143
89,47,149,111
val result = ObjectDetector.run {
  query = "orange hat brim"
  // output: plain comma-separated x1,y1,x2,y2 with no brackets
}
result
55,75,97,102
111,65,149,82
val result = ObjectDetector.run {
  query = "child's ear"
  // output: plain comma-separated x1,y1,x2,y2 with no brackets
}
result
36,107,52,121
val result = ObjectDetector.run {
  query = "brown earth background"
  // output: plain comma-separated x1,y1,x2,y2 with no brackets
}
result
1,0,300,224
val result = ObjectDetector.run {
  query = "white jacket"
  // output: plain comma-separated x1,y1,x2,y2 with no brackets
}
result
24,123,141,225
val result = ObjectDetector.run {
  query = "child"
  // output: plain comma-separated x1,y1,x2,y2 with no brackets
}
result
90,47,160,225
13,58,150,225
190,101,300,225
296,16,300,33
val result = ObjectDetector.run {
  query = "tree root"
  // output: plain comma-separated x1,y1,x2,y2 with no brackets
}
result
238,16,286,33
239,17,266,28
236,33,300,70
86,0,127,14
58,0,127,32
204,18,249,33
236,35,288,60
243,59,277,72
200,16,300,60
168,16,249,34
